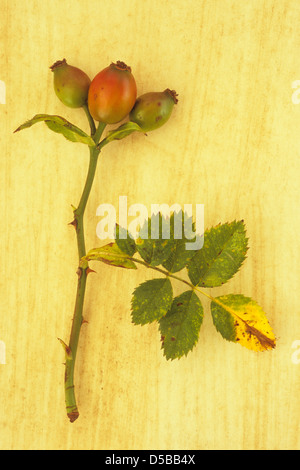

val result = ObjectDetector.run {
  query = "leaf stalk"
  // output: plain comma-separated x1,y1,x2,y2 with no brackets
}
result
129,256,220,307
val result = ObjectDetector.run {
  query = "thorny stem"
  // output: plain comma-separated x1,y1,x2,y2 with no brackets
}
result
63,116,106,423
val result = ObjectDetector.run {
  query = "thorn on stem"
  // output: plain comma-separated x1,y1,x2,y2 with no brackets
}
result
68,219,78,230
76,267,82,279
58,338,72,359
86,267,96,276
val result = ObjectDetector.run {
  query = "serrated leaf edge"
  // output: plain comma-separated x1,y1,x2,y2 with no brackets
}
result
188,219,249,287
159,290,204,361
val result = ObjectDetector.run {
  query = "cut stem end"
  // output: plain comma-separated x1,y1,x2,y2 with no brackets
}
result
67,410,79,423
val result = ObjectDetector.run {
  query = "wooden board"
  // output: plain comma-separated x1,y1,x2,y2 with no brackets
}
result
0,0,300,450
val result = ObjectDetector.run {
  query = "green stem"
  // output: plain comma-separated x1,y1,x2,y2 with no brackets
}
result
74,147,99,258
93,121,106,144
83,104,96,136
64,121,106,423
64,270,87,422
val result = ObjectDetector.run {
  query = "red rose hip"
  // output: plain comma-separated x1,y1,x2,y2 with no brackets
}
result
88,61,137,124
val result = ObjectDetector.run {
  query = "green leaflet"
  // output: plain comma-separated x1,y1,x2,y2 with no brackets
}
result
131,278,173,325
136,213,175,267
162,212,197,273
100,121,143,148
134,211,198,269
187,220,248,287
159,290,204,360
14,114,95,146
83,242,137,269
115,224,137,256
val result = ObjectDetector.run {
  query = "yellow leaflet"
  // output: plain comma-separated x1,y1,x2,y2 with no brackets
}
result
211,294,276,352
83,243,137,270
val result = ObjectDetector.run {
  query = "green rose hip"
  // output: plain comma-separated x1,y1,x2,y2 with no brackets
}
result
50,59,91,108
130,89,178,132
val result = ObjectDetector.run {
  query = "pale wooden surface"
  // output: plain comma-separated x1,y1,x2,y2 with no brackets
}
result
1,0,300,450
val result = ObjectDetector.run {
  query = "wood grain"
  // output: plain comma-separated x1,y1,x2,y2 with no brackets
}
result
1,0,300,450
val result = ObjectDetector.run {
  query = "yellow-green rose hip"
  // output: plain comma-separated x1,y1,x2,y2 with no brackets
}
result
129,89,178,132
50,59,91,108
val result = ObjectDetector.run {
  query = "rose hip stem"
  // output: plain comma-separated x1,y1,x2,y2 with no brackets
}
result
63,120,106,422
